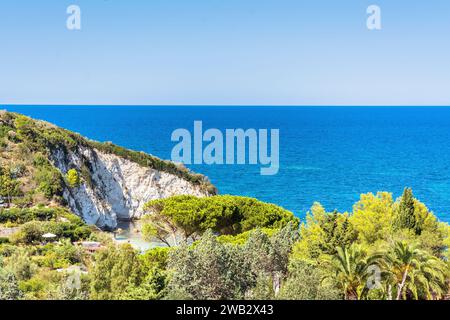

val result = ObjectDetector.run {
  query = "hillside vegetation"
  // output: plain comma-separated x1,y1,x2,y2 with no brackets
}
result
1,187,448,300
0,110,216,208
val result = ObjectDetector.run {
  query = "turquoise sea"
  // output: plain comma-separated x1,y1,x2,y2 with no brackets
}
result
5,106,450,223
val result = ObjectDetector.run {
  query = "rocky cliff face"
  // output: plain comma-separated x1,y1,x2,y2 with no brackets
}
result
50,145,209,230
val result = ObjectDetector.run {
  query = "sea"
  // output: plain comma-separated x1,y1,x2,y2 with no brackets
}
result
4,105,450,223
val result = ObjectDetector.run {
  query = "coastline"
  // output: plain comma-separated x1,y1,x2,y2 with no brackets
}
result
4,105,450,223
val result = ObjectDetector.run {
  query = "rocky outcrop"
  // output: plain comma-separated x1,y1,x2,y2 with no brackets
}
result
50,145,210,230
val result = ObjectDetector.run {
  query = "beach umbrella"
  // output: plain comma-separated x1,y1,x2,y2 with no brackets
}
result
42,233,57,239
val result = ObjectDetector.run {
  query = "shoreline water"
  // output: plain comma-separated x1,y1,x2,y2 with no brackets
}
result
115,220,167,252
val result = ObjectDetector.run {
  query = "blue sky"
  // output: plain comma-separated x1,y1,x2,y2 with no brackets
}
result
1,0,449,105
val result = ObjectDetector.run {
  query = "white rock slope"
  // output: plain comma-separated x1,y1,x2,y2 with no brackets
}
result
50,146,210,229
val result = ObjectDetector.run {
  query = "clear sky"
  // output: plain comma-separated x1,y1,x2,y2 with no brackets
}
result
1,0,449,106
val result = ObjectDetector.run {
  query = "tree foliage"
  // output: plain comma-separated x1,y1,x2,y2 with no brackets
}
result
142,195,298,245
0,268,23,300
0,182,449,301
0,166,22,204
90,244,142,300
66,169,81,188
395,188,417,232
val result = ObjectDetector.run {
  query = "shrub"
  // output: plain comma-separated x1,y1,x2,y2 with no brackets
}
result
140,247,170,272
14,221,44,244
66,169,81,188
74,226,92,241
0,167,23,202
0,269,23,300
18,277,46,295
35,166,63,199
8,208,89,243
33,153,49,167
0,207,60,224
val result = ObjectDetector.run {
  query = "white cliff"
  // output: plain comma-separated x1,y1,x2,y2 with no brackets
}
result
50,146,210,230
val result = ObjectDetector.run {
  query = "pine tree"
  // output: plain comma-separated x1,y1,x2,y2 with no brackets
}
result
395,188,416,231
66,169,81,188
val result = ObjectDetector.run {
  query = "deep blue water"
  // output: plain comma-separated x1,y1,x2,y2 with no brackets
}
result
4,106,450,222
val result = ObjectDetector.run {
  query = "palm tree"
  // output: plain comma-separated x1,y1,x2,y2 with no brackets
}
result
323,244,380,300
379,241,447,300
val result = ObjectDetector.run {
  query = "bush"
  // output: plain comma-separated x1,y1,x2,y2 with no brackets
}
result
14,221,44,244
74,226,92,241
217,228,276,245
0,207,64,224
0,167,23,201
18,277,46,295
7,248,37,281
35,166,63,199
278,260,340,300
140,247,170,272
9,209,90,244
0,269,23,300
0,243,17,257
33,153,49,167
66,169,81,188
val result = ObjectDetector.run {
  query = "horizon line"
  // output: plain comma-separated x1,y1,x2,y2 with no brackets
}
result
3,104,450,108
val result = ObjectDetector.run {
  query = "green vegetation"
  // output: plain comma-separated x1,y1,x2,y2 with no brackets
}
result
380,241,447,300
65,169,81,188
0,111,215,195
0,110,216,300
141,195,298,246
395,187,418,232
0,166,23,205
0,207,92,245
0,269,22,300
0,189,449,300
0,205,96,299
1,207,77,225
